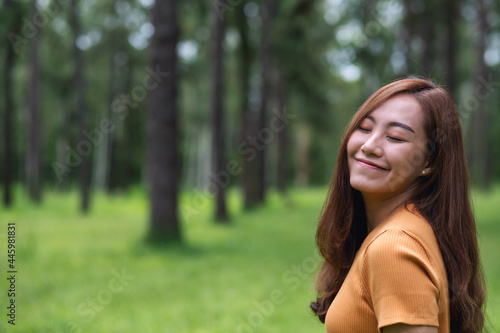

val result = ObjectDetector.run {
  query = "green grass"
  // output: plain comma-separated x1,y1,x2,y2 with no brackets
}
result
473,186,500,331
0,186,499,332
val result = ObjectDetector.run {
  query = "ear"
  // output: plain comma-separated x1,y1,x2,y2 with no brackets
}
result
421,158,433,176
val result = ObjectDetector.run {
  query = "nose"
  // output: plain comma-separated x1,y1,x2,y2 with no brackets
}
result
361,135,383,157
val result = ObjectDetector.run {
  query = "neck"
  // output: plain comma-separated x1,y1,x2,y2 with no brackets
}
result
362,191,413,233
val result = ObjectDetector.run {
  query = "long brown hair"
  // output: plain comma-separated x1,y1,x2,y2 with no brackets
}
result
311,78,486,333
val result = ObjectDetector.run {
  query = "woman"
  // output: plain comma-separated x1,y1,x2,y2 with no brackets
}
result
310,78,486,333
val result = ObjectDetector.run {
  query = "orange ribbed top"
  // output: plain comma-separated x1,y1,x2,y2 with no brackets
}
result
325,204,449,332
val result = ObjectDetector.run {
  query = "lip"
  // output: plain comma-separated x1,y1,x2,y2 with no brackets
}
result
355,158,388,170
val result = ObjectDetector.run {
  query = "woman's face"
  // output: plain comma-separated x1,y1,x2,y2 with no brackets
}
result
347,94,431,199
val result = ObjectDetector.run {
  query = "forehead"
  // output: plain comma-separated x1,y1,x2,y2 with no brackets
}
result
366,94,425,130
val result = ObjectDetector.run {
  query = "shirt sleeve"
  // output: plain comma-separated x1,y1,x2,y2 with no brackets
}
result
361,229,441,330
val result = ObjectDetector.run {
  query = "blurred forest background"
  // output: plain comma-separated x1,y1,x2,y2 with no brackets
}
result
1,0,500,232
1,0,500,332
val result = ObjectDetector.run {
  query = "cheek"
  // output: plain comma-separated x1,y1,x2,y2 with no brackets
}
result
346,133,361,155
404,147,427,170
390,148,427,177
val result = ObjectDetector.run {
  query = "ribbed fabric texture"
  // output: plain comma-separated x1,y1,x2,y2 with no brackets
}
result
325,204,449,333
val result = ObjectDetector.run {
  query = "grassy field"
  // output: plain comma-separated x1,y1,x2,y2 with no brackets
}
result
0,186,499,332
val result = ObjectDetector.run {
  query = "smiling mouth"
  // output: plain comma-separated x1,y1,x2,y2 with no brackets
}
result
355,159,388,170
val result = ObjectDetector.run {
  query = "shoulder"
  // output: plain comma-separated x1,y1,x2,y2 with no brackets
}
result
359,207,445,295
363,206,439,270
368,205,439,257
358,207,448,329
363,228,435,272
386,204,434,237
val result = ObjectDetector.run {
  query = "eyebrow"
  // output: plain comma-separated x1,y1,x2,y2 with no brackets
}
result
365,115,415,133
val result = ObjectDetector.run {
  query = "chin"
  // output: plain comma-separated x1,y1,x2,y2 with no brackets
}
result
350,178,385,195
350,178,369,192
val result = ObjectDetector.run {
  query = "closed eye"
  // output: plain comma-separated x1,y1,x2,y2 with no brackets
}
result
387,136,405,143
358,126,370,133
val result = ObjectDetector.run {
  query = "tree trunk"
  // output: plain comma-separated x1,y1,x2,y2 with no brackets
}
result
401,0,414,74
108,52,134,191
92,48,117,191
3,44,14,207
296,124,311,187
402,0,436,76
70,0,90,213
276,68,289,193
2,0,21,207
468,0,491,189
257,0,274,202
59,91,72,191
420,1,435,77
147,0,181,242
27,0,42,203
442,0,458,98
211,0,229,222
236,3,260,209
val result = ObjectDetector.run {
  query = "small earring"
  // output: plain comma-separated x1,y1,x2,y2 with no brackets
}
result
361,145,365,151
421,170,426,175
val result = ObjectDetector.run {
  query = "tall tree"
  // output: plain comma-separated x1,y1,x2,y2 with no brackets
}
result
211,0,229,221
274,0,330,186
91,49,116,191
2,0,23,207
108,50,141,191
235,1,259,209
27,0,42,203
275,67,289,192
402,0,437,76
442,0,458,97
147,0,181,242
256,0,274,201
240,0,275,208
401,0,414,73
2,38,14,207
70,0,90,213
419,0,436,77
468,0,491,189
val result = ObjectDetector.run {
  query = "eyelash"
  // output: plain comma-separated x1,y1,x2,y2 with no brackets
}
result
357,126,405,143
358,126,370,132
387,136,405,143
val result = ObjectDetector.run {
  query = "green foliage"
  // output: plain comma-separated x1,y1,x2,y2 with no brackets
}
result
0,186,499,332
1,0,499,192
